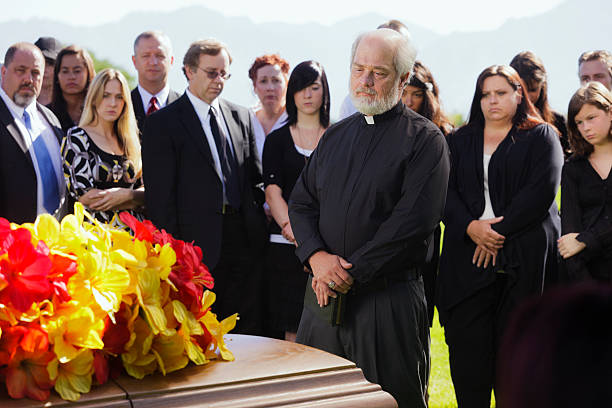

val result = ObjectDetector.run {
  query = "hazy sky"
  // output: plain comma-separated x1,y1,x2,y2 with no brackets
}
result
2,0,565,34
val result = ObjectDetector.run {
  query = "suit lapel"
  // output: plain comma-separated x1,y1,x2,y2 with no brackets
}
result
178,95,219,178
166,89,181,105
36,103,63,143
218,99,245,166
131,88,145,122
0,98,29,154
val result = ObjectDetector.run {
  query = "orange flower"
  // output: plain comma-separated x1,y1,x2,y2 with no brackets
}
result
1,325,54,401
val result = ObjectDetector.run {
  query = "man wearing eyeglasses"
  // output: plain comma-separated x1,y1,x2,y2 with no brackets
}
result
142,38,267,335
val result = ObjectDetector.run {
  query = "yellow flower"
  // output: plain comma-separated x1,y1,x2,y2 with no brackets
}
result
122,318,157,379
172,300,207,365
151,331,188,375
69,248,130,317
198,291,237,361
45,303,104,363
33,214,61,248
48,349,94,401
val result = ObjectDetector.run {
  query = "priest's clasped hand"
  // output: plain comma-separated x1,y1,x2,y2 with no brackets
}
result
308,251,354,306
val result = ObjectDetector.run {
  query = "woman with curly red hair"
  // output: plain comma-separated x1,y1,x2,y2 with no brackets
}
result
248,54,290,158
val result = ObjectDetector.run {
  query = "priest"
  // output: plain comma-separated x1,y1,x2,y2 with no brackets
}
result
289,29,450,408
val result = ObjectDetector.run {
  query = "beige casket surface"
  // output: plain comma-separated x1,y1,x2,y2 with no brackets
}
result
1,334,397,407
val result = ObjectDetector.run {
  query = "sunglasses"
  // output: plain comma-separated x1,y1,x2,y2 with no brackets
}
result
195,66,231,80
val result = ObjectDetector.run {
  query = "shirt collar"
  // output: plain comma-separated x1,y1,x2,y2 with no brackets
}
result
0,86,37,120
361,102,404,125
186,88,220,118
138,83,170,108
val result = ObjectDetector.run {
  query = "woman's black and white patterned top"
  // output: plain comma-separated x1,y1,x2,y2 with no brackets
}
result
61,127,143,228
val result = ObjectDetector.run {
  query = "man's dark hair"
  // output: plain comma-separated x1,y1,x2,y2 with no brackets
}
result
182,39,232,80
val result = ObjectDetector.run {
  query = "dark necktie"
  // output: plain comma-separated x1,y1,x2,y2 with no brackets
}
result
146,96,159,115
209,106,241,208
23,110,61,214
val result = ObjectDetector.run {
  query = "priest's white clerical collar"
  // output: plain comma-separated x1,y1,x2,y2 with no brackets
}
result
364,115,375,125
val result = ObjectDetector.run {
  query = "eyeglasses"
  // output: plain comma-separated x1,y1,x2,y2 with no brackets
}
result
195,66,231,80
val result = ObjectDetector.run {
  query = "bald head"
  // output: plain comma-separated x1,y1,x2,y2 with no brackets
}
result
4,42,44,68
377,19,411,39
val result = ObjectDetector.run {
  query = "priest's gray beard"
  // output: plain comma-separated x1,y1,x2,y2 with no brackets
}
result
350,78,401,116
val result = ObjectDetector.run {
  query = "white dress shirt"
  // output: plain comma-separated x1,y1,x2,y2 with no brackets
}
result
185,89,236,202
249,108,287,159
0,87,65,216
138,83,171,112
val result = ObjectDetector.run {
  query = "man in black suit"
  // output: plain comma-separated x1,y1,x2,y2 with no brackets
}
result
131,31,180,137
0,42,65,224
142,39,267,335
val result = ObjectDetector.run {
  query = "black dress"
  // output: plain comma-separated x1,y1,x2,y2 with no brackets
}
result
48,103,78,133
561,155,612,281
438,122,563,408
262,124,310,333
61,127,143,228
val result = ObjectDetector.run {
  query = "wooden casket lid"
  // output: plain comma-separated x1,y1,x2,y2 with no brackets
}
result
1,335,397,407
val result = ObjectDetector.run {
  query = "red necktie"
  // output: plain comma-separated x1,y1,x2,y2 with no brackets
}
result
146,96,160,115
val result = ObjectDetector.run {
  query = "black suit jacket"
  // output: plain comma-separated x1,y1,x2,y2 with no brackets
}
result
142,93,266,269
131,87,181,140
0,98,64,223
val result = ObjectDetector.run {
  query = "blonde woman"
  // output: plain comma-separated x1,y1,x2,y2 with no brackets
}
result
61,68,144,227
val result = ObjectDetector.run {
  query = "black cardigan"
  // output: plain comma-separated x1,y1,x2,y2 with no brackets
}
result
560,155,612,281
438,123,563,320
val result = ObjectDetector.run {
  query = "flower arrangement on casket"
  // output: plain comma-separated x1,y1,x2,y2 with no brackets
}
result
0,203,237,402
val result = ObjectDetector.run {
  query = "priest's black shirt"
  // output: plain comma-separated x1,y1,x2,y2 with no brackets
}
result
288,103,450,284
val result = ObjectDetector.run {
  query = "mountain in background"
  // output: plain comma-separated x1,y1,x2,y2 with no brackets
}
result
1,0,609,119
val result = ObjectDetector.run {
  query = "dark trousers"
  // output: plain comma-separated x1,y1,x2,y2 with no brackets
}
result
211,213,264,335
444,276,512,408
296,278,429,408
423,225,441,326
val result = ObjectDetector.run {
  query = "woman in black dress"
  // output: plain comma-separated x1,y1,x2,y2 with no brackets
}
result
558,82,612,281
262,61,330,342
438,65,563,408
48,45,95,132
401,60,453,327
62,68,144,228
510,51,570,157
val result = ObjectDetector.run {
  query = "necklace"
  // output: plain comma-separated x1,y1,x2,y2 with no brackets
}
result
293,124,324,151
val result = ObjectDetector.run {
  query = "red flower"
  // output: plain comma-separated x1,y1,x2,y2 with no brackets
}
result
192,322,214,352
168,239,214,313
47,254,78,303
93,303,131,385
0,217,11,254
1,325,54,401
0,229,52,312
119,212,156,243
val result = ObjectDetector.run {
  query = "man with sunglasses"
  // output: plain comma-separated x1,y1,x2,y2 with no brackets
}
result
142,38,267,335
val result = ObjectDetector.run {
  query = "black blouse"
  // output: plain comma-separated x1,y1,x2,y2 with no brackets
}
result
262,124,309,235
561,155,612,281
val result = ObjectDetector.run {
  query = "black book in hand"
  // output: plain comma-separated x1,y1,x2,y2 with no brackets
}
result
303,275,346,326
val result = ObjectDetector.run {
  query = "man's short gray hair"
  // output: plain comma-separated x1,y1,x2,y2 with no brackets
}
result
350,29,417,78
133,30,173,55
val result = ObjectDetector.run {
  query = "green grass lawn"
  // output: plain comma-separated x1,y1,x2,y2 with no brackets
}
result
428,309,457,408
428,309,496,408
